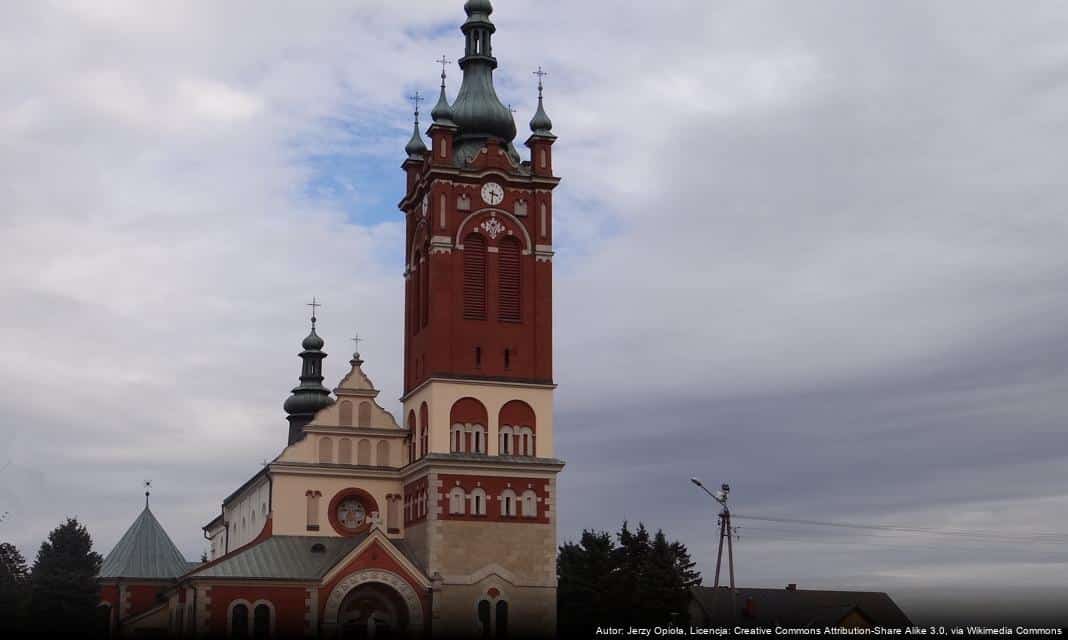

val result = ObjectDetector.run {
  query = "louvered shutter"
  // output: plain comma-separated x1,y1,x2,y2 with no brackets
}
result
499,237,521,322
463,234,487,319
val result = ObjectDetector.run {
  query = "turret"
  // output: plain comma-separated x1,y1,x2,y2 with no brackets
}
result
284,300,335,444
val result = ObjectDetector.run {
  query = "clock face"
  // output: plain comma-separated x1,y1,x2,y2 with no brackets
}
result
336,499,366,529
481,182,504,206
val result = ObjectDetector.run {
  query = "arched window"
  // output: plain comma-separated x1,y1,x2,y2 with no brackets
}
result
518,427,535,457
338,438,352,465
470,488,487,516
253,603,271,640
318,437,333,464
358,401,372,427
387,496,400,532
498,236,521,322
500,489,518,517
478,599,491,639
357,439,372,466
420,402,430,458
408,410,417,463
471,425,486,454
521,490,537,518
495,601,509,639
499,401,536,457
449,487,466,515
451,425,464,453
230,603,249,639
376,440,390,467
499,426,513,455
339,400,353,426
463,233,487,320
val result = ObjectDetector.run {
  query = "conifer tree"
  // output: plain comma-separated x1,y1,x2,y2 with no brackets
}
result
28,518,102,634
557,530,617,636
0,542,30,633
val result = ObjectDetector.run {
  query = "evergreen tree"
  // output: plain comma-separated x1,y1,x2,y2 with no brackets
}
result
558,522,703,633
28,518,103,634
0,542,30,633
557,530,618,636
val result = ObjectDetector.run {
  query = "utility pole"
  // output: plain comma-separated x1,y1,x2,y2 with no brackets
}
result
692,478,738,619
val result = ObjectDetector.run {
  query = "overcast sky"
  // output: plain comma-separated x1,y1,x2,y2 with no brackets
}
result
2,0,1067,622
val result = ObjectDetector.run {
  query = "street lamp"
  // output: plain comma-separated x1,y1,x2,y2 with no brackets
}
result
691,478,735,593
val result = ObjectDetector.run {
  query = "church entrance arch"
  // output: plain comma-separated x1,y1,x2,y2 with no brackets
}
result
322,570,424,639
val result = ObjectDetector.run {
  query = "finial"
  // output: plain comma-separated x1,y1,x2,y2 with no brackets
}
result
437,55,452,90
351,332,364,359
144,480,152,508
307,297,321,328
530,67,554,135
534,66,549,100
409,91,425,125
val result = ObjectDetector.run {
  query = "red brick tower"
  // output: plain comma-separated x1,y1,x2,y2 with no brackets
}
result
398,0,564,635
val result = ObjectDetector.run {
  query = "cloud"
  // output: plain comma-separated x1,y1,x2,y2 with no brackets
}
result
1,0,1067,622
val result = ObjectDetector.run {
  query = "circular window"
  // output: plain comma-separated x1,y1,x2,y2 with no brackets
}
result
327,488,380,536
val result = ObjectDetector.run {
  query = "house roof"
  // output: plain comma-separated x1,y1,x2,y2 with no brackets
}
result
187,534,423,581
99,506,191,580
691,586,912,628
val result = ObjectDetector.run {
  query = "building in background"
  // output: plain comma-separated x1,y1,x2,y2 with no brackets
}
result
97,0,564,637
690,585,913,629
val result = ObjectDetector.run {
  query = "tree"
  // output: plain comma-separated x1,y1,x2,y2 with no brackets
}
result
28,518,103,634
558,522,703,634
0,542,30,632
557,530,617,636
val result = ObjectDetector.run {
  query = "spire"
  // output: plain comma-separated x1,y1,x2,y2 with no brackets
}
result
284,298,335,444
98,493,190,580
452,0,518,154
431,55,456,127
530,66,554,135
404,91,428,157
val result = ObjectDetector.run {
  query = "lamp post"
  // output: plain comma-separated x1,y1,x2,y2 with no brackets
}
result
691,478,737,619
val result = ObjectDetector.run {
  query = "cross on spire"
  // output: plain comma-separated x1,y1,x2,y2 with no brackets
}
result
533,66,549,99
351,332,364,354
437,55,452,88
409,91,425,123
307,297,321,326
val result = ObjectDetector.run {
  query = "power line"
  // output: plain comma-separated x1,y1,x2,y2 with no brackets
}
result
731,514,1068,544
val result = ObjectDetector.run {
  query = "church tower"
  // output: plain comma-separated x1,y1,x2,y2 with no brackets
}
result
399,0,563,635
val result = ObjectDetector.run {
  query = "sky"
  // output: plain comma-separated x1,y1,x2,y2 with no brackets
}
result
2,0,1068,623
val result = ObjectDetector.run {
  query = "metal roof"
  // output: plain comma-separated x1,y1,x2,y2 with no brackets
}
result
98,507,191,580
189,534,424,581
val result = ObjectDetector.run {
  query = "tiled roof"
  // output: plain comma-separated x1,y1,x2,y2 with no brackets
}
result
99,507,191,580
189,534,426,581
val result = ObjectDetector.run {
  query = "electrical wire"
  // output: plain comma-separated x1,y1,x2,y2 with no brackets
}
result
731,513,1068,544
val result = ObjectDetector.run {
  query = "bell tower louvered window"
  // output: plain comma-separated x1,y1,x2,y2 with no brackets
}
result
420,250,430,328
464,234,487,320
498,236,521,322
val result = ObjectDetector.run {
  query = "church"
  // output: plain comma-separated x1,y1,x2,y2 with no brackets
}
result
96,1,564,637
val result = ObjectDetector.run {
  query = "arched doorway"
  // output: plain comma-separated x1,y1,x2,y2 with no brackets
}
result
322,569,425,639
338,583,408,639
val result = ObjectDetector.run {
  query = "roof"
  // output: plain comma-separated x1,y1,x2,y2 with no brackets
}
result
99,506,191,580
188,535,425,581
691,587,912,628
